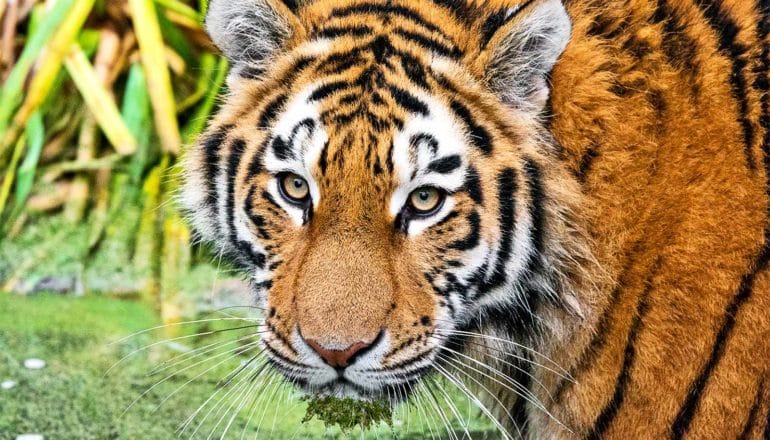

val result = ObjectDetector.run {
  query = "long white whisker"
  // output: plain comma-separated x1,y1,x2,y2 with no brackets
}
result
109,317,259,346
437,344,550,416
432,362,515,440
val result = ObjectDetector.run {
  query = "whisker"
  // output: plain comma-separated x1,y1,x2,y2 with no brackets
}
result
108,317,259,346
422,380,460,440
432,362,515,440
121,340,262,418
433,327,571,377
428,376,473,440
148,330,266,377
436,343,550,415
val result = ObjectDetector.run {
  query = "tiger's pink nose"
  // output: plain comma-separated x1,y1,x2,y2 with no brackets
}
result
304,339,371,368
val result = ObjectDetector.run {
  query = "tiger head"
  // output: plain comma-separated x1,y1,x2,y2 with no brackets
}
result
182,0,587,402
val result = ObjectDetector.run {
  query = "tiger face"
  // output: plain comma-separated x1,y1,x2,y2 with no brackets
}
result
182,0,584,403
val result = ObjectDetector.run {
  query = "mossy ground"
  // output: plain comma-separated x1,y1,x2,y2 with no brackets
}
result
0,294,496,439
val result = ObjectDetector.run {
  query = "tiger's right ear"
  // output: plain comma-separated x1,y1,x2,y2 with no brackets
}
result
205,0,306,78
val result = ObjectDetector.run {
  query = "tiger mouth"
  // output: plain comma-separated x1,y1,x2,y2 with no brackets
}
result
262,333,436,403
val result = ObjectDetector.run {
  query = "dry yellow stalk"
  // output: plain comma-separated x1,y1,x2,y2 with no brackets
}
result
129,0,181,154
64,43,137,155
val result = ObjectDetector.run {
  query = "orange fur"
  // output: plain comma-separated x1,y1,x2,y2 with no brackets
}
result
182,0,770,437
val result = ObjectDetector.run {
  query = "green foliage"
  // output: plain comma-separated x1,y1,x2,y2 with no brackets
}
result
303,396,394,433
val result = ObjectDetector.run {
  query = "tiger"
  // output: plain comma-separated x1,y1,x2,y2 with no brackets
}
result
180,0,770,437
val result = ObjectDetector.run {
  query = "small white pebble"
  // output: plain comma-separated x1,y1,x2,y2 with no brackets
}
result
1,380,16,389
23,358,46,370
16,434,44,440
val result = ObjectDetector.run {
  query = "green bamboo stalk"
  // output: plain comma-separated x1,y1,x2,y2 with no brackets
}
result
64,44,137,155
13,112,45,211
0,134,26,216
134,156,169,307
0,0,76,134
160,209,190,328
154,0,202,23
129,0,181,155
0,0,94,163
181,56,228,145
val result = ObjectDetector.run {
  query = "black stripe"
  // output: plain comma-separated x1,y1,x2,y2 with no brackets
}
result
246,138,268,181
262,190,282,211
396,50,429,88
448,211,481,251
510,361,533,438
308,81,351,102
523,160,545,254
476,168,517,293
281,56,315,86
427,155,461,174
393,28,461,58
315,25,374,39
410,133,439,155
553,243,643,403
258,94,287,129
757,1,770,188
315,50,366,73
202,126,232,210
225,138,248,249
479,2,535,50
589,263,657,440
318,141,330,176
576,143,599,182
270,137,292,161
463,166,484,205
450,100,493,155
739,380,765,440
388,85,429,116
654,0,701,94
328,3,451,41
672,243,770,438
764,401,770,440
694,0,756,170
386,141,395,174
480,9,509,49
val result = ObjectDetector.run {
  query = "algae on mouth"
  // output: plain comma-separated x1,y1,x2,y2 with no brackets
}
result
301,396,393,432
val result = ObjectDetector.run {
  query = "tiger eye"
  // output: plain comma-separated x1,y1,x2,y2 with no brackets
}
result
280,173,310,202
409,187,443,214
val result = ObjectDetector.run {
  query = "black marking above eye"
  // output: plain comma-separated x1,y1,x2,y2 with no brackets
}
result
271,137,292,161
463,166,484,205
309,81,350,101
388,85,430,116
427,155,462,174
410,133,439,155
315,25,374,39
450,100,493,155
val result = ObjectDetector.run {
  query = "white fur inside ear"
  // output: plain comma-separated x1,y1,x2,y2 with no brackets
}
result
205,0,291,68
485,0,572,113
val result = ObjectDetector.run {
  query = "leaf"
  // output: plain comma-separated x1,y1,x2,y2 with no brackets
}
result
14,112,45,208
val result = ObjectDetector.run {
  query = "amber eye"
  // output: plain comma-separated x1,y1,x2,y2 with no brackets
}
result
278,173,310,204
409,187,444,215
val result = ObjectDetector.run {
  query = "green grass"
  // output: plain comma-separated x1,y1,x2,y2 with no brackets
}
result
0,294,496,439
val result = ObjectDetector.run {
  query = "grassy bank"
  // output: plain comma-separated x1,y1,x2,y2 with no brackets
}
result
0,294,495,439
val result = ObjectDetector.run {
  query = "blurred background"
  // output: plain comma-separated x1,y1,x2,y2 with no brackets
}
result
0,0,495,438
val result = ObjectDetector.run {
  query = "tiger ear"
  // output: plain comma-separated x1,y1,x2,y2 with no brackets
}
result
205,0,306,78
479,0,571,114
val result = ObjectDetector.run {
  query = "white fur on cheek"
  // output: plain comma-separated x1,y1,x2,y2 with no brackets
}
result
389,93,469,230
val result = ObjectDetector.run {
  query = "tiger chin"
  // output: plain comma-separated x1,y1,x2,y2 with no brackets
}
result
181,0,770,438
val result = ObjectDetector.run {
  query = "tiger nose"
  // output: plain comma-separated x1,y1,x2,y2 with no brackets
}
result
304,339,372,368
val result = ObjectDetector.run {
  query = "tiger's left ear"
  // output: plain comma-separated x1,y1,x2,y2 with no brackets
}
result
205,0,307,79
478,0,571,114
